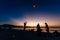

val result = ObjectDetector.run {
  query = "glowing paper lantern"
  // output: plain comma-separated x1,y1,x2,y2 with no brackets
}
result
32,4,37,8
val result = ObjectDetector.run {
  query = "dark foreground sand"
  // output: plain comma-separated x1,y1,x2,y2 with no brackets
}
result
0,29,60,40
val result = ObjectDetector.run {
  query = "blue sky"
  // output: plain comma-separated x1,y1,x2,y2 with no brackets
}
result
0,0,60,26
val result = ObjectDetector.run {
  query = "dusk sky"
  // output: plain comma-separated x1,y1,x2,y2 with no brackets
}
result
0,0,60,26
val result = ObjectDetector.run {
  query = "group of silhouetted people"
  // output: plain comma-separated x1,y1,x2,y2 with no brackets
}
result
36,23,49,36
24,22,49,33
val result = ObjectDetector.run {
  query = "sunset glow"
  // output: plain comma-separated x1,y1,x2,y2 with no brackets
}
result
10,12,60,26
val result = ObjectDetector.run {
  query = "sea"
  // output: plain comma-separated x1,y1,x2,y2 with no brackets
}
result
13,26,60,33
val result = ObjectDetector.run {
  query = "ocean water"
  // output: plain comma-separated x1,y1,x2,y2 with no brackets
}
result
13,26,60,33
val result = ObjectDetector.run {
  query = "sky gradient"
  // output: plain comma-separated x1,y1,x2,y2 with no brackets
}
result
0,0,60,26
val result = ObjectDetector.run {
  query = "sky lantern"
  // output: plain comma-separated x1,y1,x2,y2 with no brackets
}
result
32,3,37,8
32,0,37,8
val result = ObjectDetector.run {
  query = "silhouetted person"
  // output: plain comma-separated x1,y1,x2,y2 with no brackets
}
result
45,23,49,33
53,30,60,36
24,22,27,30
53,30,58,34
37,24,42,36
31,29,34,32
37,24,42,32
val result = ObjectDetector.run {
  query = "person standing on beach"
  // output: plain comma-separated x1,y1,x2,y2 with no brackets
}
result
45,23,49,33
